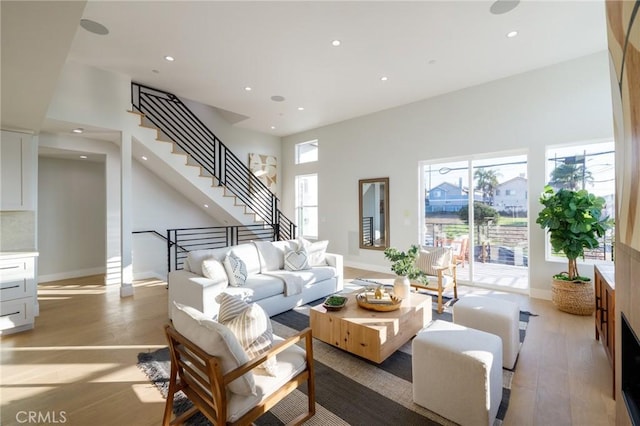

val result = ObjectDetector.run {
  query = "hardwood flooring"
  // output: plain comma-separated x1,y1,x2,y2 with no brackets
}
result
0,269,615,425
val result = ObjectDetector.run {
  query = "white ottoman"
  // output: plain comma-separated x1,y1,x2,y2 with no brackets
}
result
412,320,502,426
453,295,520,369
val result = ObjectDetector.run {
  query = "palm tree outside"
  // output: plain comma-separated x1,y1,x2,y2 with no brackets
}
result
548,161,593,190
474,168,501,205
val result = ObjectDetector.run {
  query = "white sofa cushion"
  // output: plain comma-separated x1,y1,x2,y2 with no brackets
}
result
253,241,282,272
185,247,231,275
267,240,299,270
229,243,261,275
201,258,229,286
171,302,256,396
225,335,307,423
224,253,248,287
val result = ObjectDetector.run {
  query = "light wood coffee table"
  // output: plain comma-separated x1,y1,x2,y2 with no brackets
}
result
309,290,432,363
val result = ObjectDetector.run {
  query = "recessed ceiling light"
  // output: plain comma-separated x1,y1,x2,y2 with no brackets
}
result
141,156,148,161
270,126,276,130
244,86,252,91
271,95,285,102
297,107,305,111
72,128,84,134
380,76,389,81
80,155,88,159
79,19,109,35
152,69,159,74
506,30,519,38
490,0,520,15
331,40,341,47
204,204,209,208
164,55,175,62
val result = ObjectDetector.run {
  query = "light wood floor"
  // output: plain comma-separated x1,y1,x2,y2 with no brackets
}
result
0,268,615,426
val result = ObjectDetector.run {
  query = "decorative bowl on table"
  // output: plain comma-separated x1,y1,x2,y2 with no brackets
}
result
322,295,348,311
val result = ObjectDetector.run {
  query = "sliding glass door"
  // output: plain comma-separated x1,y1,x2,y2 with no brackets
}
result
421,153,529,292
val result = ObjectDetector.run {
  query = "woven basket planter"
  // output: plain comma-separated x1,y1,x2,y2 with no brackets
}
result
551,278,595,316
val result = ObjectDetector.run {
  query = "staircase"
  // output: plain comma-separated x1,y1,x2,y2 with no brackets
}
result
129,83,295,246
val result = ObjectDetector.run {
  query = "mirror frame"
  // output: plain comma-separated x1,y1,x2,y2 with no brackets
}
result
358,177,390,250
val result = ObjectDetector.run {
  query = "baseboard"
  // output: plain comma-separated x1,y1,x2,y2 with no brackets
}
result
133,271,167,281
344,261,390,275
38,267,105,283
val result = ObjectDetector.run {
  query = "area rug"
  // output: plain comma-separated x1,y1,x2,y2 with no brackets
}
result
138,293,534,426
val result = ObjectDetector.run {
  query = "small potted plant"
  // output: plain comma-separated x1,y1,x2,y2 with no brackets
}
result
383,245,422,298
536,185,611,315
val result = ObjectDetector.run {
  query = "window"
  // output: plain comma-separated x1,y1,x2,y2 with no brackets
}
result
295,140,318,164
295,174,318,238
421,153,529,292
545,141,615,262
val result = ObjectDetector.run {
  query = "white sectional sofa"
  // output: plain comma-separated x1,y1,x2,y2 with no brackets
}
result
168,239,343,319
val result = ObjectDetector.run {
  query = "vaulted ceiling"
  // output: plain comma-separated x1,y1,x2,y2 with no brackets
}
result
2,1,607,137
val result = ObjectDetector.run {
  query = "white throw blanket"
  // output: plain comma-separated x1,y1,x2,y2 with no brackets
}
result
262,271,305,296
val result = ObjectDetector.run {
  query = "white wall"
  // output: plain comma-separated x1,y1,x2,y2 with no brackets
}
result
131,160,221,279
38,157,106,281
281,52,614,298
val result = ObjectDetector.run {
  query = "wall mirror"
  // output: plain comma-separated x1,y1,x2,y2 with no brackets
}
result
359,177,389,250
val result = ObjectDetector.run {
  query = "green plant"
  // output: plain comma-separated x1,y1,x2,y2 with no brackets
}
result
536,185,611,281
383,245,422,279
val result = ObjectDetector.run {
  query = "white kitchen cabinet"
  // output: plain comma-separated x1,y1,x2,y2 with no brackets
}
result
0,252,38,334
1,130,36,210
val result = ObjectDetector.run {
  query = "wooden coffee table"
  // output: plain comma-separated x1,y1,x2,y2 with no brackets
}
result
309,290,432,363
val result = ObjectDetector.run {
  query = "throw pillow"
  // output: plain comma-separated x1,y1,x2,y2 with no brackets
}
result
417,246,452,276
171,302,256,396
217,293,278,376
201,258,229,286
223,252,248,287
306,240,329,266
284,248,310,271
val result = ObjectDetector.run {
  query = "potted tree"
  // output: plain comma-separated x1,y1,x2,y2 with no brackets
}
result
383,245,422,298
536,185,611,315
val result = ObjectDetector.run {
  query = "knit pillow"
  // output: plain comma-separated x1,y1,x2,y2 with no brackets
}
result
217,293,277,376
284,248,310,271
223,252,248,287
417,246,452,276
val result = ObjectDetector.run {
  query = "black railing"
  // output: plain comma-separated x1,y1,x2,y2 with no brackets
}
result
362,216,374,246
167,224,279,271
131,83,295,241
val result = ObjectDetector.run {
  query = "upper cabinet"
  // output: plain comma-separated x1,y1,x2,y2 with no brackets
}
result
1,130,36,210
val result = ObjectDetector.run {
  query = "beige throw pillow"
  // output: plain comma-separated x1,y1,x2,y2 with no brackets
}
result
217,293,278,376
171,302,256,396
417,246,452,276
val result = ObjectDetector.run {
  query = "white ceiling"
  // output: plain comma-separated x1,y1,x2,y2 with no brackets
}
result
3,1,608,139
68,0,608,137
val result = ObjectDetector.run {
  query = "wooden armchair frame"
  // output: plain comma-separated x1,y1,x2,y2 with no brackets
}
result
163,324,315,426
410,263,458,314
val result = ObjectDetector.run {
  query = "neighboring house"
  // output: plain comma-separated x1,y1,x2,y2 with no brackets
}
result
426,182,468,213
494,176,528,215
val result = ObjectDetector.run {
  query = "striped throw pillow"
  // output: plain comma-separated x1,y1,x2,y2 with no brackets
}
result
417,246,452,276
218,293,277,376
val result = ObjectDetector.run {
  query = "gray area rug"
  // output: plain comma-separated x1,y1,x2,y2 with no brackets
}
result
138,289,534,426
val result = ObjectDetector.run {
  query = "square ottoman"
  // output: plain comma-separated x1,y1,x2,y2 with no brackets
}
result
453,295,520,369
412,320,502,426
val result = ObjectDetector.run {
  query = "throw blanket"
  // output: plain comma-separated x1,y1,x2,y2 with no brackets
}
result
262,271,305,296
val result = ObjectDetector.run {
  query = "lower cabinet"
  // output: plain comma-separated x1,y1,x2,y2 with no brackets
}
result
0,252,38,335
594,263,615,398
